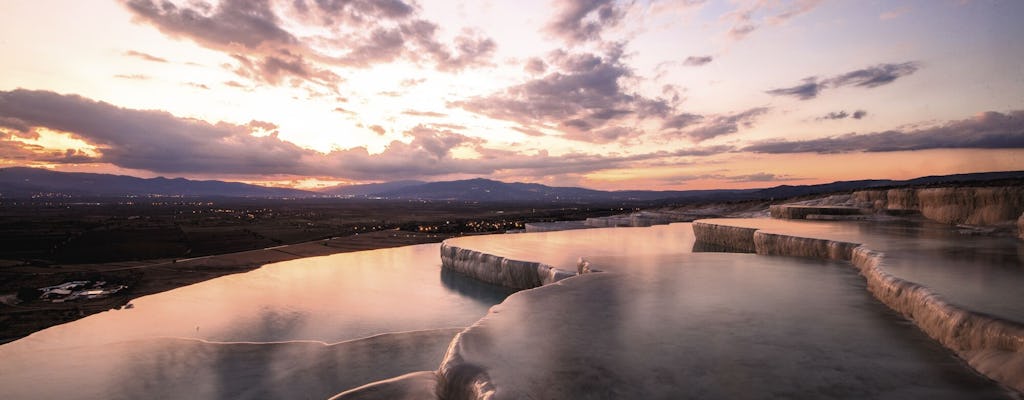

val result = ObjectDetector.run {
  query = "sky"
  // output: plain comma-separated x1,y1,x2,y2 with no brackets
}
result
1,0,1022,191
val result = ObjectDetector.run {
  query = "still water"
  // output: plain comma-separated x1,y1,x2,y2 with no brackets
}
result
700,218,1024,323
0,244,511,399
446,253,1010,399
1,222,1018,399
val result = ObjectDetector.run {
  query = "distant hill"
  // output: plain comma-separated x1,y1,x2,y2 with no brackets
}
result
351,171,1024,203
319,180,425,197
0,167,313,198
2,167,1021,202
377,178,611,202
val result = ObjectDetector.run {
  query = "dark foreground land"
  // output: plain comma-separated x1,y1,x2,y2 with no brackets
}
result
0,198,632,341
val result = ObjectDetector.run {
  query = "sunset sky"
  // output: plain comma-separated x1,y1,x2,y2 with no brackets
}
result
1,0,1022,190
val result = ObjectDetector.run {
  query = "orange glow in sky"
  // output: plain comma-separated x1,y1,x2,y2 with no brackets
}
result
0,0,1022,190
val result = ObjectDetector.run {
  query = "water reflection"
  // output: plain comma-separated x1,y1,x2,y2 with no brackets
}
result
449,253,1011,398
700,218,1024,323
0,243,508,399
440,267,516,306
447,223,697,271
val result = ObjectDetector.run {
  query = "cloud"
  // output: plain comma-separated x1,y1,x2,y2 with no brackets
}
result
681,107,769,141
765,78,822,100
457,45,675,144
656,171,797,184
124,0,298,50
818,110,867,120
727,172,797,182
725,0,821,40
827,62,920,88
668,145,736,157
683,55,713,66
291,0,415,23
123,50,169,63
402,110,446,118
0,89,312,174
662,112,703,130
546,0,627,44
511,126,547,137
524,57,547,74
121,0,495,87
744,110,1024,153
368,125,386,135
0,139,100,164
0,89,734,181
766,62,919,100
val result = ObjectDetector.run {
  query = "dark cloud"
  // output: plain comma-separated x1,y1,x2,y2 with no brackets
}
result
662,113,703,130
123,50,168,63
765,78,822,100
292,0,415,23
744,110,1024,153
563,126,642,144
369,125,386,135
333,107,355,114
229,50,342,87
667,145,735,157
410,27,497,72
0,89,310,174
0,89,734,181
767,62,919,100
124,0,298,50
656,171,796,184
123,0,342,88
546,0,627,44
457,45,675,144
682,107,769,141
121,0,495,86
524,57,547,74
683,55,713,66
0,139,100,164
337,26,408,66
0,117,31,132
818,110,868,120
827,62,920,88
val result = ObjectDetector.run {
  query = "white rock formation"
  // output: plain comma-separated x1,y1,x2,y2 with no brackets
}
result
693,220,1024,393
440,242,574,290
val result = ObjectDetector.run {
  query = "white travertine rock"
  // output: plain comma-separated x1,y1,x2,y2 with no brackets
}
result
440,242,574,290
436,253,1012,399
693,220,1024,393
843,186,1024,227
1018,211,1024,240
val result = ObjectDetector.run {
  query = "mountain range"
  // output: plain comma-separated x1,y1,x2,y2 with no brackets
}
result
2,167,1022,204
0,167,310,198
